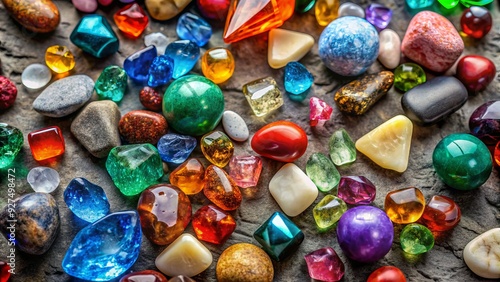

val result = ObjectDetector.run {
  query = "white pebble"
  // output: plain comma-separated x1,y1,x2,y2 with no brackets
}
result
378,29,401,69
338,2,365,18
21,64,52,90
463,228,500,279
27,166,60,193
222,110,249,142
144,32,169,55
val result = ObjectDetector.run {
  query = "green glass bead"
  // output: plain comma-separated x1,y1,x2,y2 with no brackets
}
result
0,123,23,169
306,152,340,192
163,75,224,136
433,133,492,190
329,128,356,166
95,65,128,102
296,0,316,12
105,143,163,196
400,223,434,255
313,195,347,231
437,0,459,9
394,63,426,92
460,0,493,7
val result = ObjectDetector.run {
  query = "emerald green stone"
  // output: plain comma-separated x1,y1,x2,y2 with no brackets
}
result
95,65,128,102
105,144,163,196
296,0,316,13
460,0,493,7
0,123,23,169
400,223,434,255
394,63,426,92
329,128,356,166
437,0,459,9
313,195,347,231
306,152,340,192
432,133,492,190
163,75,224,136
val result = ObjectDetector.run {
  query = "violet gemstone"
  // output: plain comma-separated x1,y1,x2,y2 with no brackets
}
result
304,247,345,282
337,176,376,205
365,4,392,30
337,206,393,263
469,100,500,146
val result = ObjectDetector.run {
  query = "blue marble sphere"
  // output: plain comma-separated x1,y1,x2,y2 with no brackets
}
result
64,177,110,223
319,16,379,76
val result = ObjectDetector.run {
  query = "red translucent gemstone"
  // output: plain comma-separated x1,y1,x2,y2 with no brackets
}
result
120,270,167,282
196,0,231,21
0,261,11,282
251,120,308,162
419,195,461,232
139,86,163,112
304,247,345,282
367,266,407,282
28,126,65,161
114,3,149,39
192,205,236,244
460,6,492,39
495,141,500,166
455,55,496,93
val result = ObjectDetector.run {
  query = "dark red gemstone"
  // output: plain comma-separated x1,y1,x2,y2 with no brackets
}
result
460,6,492,39
419,195,461,232
0,261,11,282
139,86,163,112
469,100,500,145
120,270,167,282
0,76,17,110
196,0,231,21
455,55,496,93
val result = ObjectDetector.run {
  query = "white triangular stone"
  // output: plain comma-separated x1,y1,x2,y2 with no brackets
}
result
355,115,413,173
268,28,314,69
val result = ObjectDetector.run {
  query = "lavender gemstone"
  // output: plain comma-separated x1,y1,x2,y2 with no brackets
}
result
337,206,393,263
365,4,392,30
337,176,376,205
469,100,500,146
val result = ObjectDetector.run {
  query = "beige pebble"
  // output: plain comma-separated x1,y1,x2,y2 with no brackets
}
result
216,243,274,282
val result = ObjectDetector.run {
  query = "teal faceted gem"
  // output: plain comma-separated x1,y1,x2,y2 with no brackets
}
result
296,0,316,12
329,128,356,166
400,223,434,255
253,211,305,261
95,65,128,102
62,211,142,281
432,133,492,190
0,123,23,169
406,0,434,9
70,14,119,58
105,144,163,196
306,152,340,193
163,75,224,136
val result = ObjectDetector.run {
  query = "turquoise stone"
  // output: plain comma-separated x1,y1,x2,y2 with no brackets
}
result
0,123,23,169
70,14,119,58
62,211,142,281
105,144,163,196
253,211,304,261
284,62,314,95
433,133,492,190
95,65,128,102
406,0,434,9
400,223,434,255
306,152,340,193
329,128,356,166
165,40,201,79
163,75,224,136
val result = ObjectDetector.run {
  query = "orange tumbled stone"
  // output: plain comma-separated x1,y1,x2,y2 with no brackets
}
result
28,126,65,161
113,3,149,39
203,165,242,211
192,205,236,244
137,184,192,245
169,158,205,195
419,195,461,232
384,187,425,224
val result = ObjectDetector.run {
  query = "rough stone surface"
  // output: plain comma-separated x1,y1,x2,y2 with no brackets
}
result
0,2,499,282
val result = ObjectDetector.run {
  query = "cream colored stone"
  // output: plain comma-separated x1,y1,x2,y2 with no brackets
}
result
378,29,401,69
463,228,500,279
222,110,249,142
145,0,192,21
155,233,213,277
355,115,413,173
268,28,314,69
269,163,318,217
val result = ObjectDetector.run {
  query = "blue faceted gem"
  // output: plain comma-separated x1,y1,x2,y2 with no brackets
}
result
253,211,305,261
165,40,201,79
157,133,197,164
64,178,110,223
147,55,174,87
176,13,213,47
284,62,314,95
62,211,142,281
70,14,119,58
124,45,158,83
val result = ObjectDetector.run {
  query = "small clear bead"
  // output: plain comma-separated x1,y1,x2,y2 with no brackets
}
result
27,166,60,193
21,64,52,90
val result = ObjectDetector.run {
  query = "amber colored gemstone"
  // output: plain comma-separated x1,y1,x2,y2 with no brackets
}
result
201,131,234,168
419,195,461,232
137,184,192,245
120,270,168,282
169,158,205,195
113,3,149,39
384,187,425,224
192,205,236,244
45,45,75,74
28,126,65,161
203,165,242,211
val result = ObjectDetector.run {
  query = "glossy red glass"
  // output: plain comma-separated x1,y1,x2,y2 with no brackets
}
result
456,55,496,93
367,266,407,282
419,195,461,232
28,126,65,161
192,205,236,244
460,6,492,39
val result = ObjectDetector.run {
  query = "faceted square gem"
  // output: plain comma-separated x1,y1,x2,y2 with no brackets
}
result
228,155,263,188
304,247,345,282
28,126,65,161
253,211,304,261
114,3,149,39
337,176,376,205
192,205,236,244
243,77,284,117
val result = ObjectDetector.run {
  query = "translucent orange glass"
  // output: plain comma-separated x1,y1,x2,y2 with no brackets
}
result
28,126,65,161
384,187,425,224
169,158,205,195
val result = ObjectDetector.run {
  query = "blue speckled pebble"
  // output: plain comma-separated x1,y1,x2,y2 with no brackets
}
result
319,16,379,76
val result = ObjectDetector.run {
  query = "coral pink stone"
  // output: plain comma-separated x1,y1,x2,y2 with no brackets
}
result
455,55,496,93
72,0,98,13
228,155,263,188
304,247,345,282
337,176,376,205
401,11,464,73
310,97,333,127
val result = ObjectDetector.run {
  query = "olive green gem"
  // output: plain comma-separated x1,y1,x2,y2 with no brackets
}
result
306,152,340,193
313,195,347,231
400,223,434,255
394,63,426,92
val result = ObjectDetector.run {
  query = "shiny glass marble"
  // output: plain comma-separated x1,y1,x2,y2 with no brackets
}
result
95,65,128,102
170,158,205,195
460,7,492,39
400,223,434,254
365,4,392,30
0,123,23,169
176,12,212,46
306,152,340,193
157,133,196,164
113,3,149,39
367,266,407,282
28,126,65,161
337,176,376,205
228,155,263,188
70,14,119,58
201,47,235,84
192,205,236,244
304,247,345,282
384,187,425,224
27,166,60,193
64,177,110,223
419,195,461,232
329,128,356,166
469,101,500,146
165,40,200,79
284,62,313,95
148,55,174,87
203,165,242,210
21,63,51,90
243,77,284,117
45,45,75,73
313,195,347,231
124,46,157,84
456,55,496,93
394,63,426,92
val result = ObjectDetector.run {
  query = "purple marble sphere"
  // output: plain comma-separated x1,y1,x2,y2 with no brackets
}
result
469,100,500,146
336,206,394,263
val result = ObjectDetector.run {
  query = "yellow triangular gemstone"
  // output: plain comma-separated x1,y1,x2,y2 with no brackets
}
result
268,28,315,69
355,115,413,173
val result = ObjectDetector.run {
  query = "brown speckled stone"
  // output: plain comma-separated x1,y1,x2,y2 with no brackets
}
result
216,243,274,282
1,0,60,33
119,110,168,145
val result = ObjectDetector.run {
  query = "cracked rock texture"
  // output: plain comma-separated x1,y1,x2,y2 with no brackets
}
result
0,1,499,281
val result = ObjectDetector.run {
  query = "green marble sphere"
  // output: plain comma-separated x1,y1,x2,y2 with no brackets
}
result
433,133,492,190
400,223,434,255
163,75,224,136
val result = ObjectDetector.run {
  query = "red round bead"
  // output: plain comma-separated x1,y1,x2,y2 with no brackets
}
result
139,86,163,111
460,6,492,39
0,76,17,110
456,55,496,93
196,0,231,21
367,266,407,282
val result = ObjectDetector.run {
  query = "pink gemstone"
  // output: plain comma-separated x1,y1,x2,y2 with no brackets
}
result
310,97,333,127
304,247,345,282
337,176,376,205
228,155,263,188
98,0,113,6
72,0,98,13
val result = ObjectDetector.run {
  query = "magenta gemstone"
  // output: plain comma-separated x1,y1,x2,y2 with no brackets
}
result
72,0,98,13
337,176,376,205
456,55,496,93
469,100,500,146
365,4,392,30
310,97,333,127
304,247,345,282
228,155,263,188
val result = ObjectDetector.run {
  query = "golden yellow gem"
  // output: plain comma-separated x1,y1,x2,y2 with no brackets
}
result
201,47,235,84
315,0,340,26
45,45,75,73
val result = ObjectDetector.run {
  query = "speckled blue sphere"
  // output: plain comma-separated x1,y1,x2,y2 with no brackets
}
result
319,16,379,76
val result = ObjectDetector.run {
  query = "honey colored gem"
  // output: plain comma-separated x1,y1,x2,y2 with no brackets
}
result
203,165,242,211
201,131,234,168
315,0,339,26
201,48,235,84
169,158,205,195
45,45,75,73
384,187,425,224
